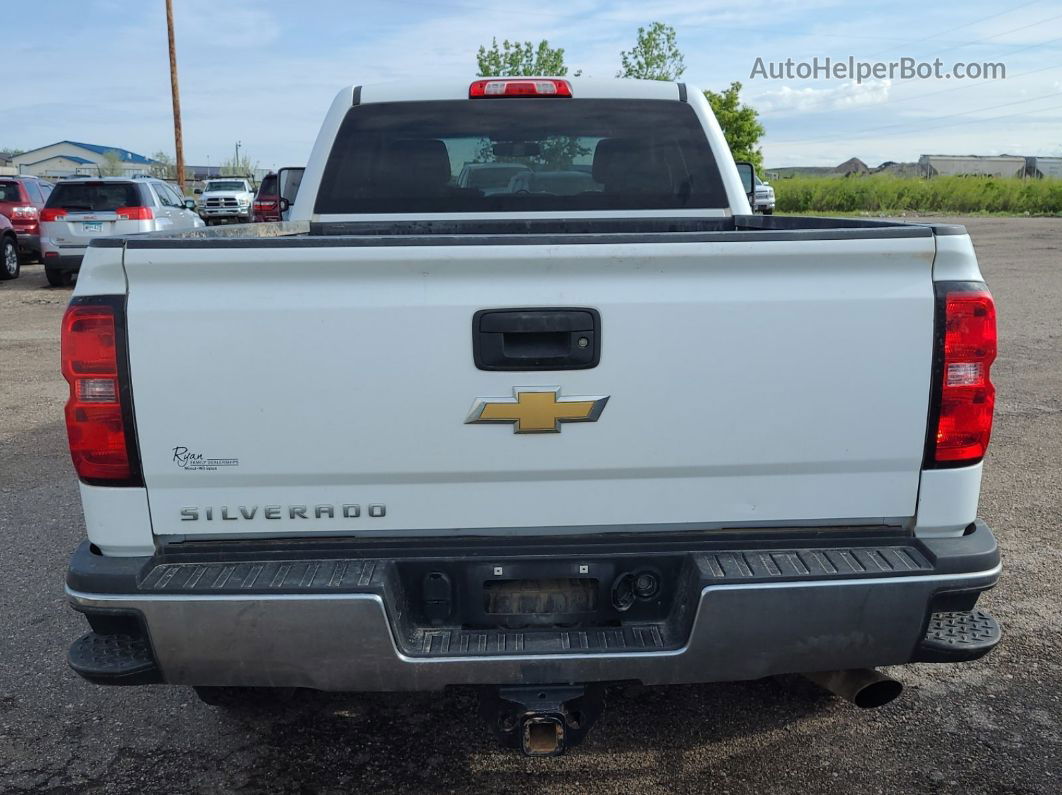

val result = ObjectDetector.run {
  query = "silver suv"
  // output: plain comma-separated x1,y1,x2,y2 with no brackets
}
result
40,177,204,286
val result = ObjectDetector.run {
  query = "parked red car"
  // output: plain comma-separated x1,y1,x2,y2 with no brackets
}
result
252,167,303,222
0,176,53,261
0,214,20,280
251,172,280,222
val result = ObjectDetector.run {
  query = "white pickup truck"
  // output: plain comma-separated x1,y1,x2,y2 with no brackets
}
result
62,78,1000,756
195,178,255,224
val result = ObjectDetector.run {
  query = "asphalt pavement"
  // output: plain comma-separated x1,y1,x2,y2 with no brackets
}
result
1,217,1059,793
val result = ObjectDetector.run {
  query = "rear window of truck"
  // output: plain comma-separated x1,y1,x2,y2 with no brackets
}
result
315,99,727,214
46,182,143,212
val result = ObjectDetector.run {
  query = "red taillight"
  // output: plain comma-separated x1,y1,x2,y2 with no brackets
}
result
469,78,573,98
932,286,996,464
61,303,136,482
11,205,38,219
116,206,154,221
41,208,68,222
254,200,277,211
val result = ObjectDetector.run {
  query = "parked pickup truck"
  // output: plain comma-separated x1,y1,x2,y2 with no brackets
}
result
196,178,255,224
63,78,1001,756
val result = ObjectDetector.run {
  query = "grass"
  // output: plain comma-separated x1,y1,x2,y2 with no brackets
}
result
772,175,1062,215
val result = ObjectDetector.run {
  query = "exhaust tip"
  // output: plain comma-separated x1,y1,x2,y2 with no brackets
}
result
802,669,903,709
852,677,903,709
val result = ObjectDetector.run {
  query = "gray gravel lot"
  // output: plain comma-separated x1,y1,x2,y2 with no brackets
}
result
1,217,1060,793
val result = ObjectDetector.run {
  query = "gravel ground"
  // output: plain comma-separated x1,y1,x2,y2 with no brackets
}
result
1,217,1059,793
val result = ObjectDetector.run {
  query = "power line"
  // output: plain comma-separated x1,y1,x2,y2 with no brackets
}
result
866,0,1043,57
758,34,1062,142
772,98,1062,146
880,60,1062,108
773,84,1062,147
770,90,1062,145
813,30,1055,50
932,10,1062,57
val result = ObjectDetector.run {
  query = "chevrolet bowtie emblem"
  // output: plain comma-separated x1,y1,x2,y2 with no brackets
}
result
465,387,609,434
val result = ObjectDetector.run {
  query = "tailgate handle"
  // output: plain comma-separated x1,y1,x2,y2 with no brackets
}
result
473,308,600,371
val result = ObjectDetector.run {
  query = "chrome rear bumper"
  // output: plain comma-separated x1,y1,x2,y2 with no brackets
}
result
66,524,1001,691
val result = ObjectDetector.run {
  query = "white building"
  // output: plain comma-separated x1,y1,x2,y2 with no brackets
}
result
11,141,158,178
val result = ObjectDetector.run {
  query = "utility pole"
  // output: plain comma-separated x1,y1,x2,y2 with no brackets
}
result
165,0,185,192
235,141,242,175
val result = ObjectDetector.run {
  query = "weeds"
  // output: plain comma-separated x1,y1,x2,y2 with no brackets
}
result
772,175,1062,215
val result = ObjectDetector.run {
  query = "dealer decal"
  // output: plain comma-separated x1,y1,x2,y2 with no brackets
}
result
172,446,239,471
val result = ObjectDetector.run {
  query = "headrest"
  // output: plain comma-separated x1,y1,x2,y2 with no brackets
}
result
592,138,654,185
382,139,452,187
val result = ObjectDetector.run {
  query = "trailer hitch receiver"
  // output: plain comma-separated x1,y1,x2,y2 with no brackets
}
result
481,684,605,756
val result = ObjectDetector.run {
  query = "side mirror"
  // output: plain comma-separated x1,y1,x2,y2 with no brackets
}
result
734,161,756,200
279,197,291,212
193,188,202,195
184,198,197,210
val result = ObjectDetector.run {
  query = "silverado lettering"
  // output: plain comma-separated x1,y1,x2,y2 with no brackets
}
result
179,504,378,520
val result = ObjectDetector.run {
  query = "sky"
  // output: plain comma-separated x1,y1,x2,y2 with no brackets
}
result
3,0,1060,169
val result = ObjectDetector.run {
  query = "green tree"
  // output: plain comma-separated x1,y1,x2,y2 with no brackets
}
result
0,147,25,159
615,24,765,172
149,151,175,179
473,38,584,170
220,153,258,177
476,38,568,76
617,22,685,80
98,150,126,176
704,82,766,172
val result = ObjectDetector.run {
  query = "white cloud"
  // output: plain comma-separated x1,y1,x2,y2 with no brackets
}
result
754,79,891,114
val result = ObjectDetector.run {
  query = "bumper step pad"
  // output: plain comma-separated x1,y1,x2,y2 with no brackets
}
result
915,609,1001,662
68,632,162,685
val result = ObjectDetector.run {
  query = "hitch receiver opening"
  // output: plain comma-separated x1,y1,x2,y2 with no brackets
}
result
524,717,564,756
481,684,605,756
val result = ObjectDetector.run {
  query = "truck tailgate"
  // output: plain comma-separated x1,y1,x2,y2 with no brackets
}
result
122,235,937,539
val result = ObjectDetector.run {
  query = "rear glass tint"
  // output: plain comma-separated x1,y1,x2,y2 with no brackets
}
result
24,180,44,204
315,99,727,214
46,182,142,212
0,182,21,202
257,174,278,196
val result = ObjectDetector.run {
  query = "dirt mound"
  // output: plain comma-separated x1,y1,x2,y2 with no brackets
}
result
833,157,869,175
